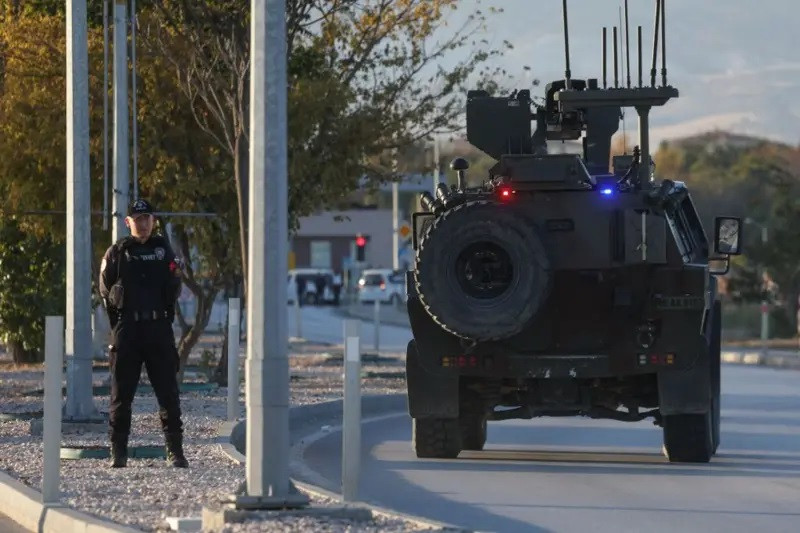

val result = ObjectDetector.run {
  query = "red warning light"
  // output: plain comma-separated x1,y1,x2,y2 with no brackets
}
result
498,187,514,200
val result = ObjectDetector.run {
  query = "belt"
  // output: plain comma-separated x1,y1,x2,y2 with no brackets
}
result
129,310,169,321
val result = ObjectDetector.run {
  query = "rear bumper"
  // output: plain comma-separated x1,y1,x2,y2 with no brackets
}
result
432,351,679,380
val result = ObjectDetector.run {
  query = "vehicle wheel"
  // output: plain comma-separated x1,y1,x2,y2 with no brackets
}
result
412,418,462,458
415,201,551,341
460,415,487,451
710,300,722,453
662,409,714,463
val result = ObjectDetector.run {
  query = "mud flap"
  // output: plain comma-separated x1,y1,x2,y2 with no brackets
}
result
406,339,459,419
658,336,712,416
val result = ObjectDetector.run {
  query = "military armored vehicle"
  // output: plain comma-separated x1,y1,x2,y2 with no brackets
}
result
404,0,742,463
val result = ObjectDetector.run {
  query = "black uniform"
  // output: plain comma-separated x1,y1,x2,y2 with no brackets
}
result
99,231,185,466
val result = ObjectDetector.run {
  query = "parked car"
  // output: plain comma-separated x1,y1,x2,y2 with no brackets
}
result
357,268,406,304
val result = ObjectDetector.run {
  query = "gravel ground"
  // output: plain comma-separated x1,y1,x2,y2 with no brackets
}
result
0,347,435,532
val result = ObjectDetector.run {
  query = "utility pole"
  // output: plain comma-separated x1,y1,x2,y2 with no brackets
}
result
240,0,308,509
745,218,770,355
112,0,129,242
65,0,99,420
392,149,400,270
432,137,441,195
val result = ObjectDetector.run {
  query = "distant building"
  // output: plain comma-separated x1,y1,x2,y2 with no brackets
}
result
291,172,437,275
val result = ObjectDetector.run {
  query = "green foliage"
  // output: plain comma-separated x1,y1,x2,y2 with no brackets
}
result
0,218,65,363
654,135,800,336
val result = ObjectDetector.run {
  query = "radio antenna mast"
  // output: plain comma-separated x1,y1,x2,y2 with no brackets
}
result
562,0,572,89
624,0,631,88
650,0,661,86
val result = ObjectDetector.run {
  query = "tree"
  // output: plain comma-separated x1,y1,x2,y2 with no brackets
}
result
136,0,510,377
653,137,800,337
0,218,65,363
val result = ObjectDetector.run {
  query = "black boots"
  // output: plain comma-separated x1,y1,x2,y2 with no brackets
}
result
109,435,128,468
165,432,188,468
109,432,187,467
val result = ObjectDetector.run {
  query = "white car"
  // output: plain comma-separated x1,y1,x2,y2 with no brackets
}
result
357,269,406,304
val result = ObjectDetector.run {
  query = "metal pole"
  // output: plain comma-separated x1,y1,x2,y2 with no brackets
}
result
130,0,138,200
102,0,109,231
294,295,302,339
392,181,399,270
242,0,307,508
112,0,129,243
761,226,769,355
636,106,651,187
42,316,64,504
65,0,99,420
342,319,361,502
373,299,380,353
227,298,241,422
433,138,440,192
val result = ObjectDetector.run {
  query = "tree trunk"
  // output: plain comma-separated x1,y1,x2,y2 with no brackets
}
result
211,320,229,385
234,133,248,295
8,339,41,364
176,288,218,382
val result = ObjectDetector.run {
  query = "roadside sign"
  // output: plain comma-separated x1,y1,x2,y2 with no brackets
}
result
398,221,412,241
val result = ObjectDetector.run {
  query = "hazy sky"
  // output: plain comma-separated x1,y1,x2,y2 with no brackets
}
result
432,0,800,145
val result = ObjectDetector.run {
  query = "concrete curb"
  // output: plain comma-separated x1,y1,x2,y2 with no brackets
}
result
722,350,800,370
0,470,140,533
335,304,411,329
216,395,468,532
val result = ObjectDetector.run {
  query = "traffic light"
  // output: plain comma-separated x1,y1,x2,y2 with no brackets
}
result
355,235,366,261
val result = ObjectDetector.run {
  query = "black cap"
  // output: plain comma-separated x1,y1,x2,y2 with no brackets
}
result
128,199,154,217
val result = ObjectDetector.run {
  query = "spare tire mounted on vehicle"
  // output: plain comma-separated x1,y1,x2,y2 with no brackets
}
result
414,200,551,341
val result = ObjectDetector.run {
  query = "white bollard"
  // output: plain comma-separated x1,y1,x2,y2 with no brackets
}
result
42,316,64,504
373,298,380,353
227,298,241,421
295,295,302,339
342,319,361,502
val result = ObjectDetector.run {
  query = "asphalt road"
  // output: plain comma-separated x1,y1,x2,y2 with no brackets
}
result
304,364,800,533
287,304,412,351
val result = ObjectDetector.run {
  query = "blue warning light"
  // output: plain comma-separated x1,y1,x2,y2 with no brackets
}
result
601,188,613,195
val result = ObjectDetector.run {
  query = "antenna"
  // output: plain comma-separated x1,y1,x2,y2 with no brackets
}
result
651,0,660,86
602,27,608,88
624,0,631,88
661,0,668,86
562,0,572,89
613,26,619,88
638,25,643,87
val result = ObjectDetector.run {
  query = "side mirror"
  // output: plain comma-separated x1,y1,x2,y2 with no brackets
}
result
713,217,742,256
708,257,730,276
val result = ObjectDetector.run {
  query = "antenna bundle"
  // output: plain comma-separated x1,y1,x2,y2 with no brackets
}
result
581,0,670,91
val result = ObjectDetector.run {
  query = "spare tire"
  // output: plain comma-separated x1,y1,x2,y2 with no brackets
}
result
414,200,551,341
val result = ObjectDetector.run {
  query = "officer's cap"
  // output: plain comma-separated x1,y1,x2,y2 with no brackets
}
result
128,199,154,218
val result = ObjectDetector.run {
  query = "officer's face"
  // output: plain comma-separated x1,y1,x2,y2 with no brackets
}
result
126,214,154,241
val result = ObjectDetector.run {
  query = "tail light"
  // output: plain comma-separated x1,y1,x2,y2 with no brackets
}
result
498,186,515,201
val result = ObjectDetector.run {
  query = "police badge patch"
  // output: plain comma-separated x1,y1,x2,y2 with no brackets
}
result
155,247,165,260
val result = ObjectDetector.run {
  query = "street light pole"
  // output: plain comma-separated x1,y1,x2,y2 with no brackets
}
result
240,0,308,509
65,0,99,420
760,225,769,356
746,218,769,355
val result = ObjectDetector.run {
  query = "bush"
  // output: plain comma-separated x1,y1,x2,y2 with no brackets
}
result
0,219,65,363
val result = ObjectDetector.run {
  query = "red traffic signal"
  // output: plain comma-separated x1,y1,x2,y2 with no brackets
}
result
355,235,366,247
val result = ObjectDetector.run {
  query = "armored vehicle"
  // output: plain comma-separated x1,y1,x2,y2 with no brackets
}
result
405,0,742,463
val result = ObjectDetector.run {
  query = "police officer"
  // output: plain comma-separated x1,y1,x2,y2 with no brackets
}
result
99,199,188,468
